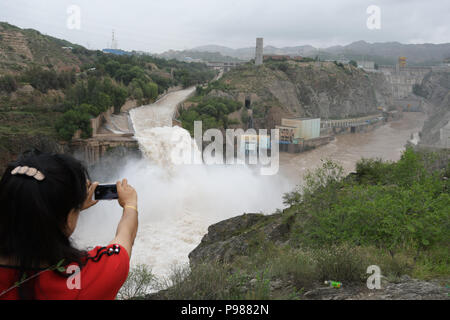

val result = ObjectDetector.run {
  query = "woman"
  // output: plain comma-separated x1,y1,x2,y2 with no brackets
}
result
0,151,138,300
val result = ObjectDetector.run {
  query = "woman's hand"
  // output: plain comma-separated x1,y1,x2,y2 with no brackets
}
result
116,178,137,209
81,180,99,211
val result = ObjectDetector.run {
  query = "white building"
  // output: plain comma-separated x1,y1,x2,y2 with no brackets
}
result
278,118,321,140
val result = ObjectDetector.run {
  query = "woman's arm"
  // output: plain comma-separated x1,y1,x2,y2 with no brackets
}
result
109,179,138,258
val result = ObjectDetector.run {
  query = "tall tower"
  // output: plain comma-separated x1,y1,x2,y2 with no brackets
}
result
255,38,263,66
111,30,118,50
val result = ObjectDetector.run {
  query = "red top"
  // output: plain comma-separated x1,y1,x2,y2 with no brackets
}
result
0,244,129,300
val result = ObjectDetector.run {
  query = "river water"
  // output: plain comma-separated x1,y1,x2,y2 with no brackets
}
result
280,112,426,183
73,88,426,282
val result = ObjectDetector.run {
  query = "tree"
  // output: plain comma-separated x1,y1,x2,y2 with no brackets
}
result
93,92,112,112
112,87,128,114
146,82,158,100
105,60,121,77
133,87,144,102
55,109,92,140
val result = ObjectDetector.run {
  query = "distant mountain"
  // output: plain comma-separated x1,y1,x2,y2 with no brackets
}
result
188,44,317,61
157,48,243,63
185,41,450,66
324,40,450,66
191,45,238,57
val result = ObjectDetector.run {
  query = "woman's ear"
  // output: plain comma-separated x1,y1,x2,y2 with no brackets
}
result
66,209,80,236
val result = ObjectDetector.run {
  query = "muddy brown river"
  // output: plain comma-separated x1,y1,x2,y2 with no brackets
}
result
279,112,426,184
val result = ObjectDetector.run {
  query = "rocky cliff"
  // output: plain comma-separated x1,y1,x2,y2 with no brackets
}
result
208,61,393,129
418,71,450,147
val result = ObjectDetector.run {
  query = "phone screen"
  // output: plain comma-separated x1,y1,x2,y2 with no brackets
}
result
95,184,118,200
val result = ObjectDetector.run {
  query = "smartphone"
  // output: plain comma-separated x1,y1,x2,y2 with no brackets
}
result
94,184,118,200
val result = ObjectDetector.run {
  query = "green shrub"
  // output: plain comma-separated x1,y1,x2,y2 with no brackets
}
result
158,262,233,300
268,248,318,290
313,245,367,283
355,158,393,184
117,264,155,300
288,150,449,254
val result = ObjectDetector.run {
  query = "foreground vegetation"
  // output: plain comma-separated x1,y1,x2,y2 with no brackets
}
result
120,148,449,299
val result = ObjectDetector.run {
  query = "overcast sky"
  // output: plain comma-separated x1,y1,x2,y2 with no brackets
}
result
0,0,448,53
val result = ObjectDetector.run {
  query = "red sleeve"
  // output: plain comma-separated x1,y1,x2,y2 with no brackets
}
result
78,244,130,300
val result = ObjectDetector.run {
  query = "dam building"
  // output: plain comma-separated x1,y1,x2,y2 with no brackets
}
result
276,118,333,153
277,118,321,142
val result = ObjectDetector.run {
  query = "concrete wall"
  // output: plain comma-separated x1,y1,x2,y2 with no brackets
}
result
278,136,334,153
71,138,139,165
379,66,431,99
320,118,385,136
321,114,383,129
90,106,115,136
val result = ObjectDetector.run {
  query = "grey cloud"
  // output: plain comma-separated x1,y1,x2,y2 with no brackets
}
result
0,0,448,52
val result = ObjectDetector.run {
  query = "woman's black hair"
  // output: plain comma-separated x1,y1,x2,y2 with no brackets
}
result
0,150,89,299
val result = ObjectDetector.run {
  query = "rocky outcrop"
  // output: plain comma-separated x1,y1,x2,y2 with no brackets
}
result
188,213,290,265
302,275,448,300
418,71,450,147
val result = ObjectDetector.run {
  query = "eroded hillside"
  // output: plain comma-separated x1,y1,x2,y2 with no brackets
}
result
206,60,393,129
0,22,96,74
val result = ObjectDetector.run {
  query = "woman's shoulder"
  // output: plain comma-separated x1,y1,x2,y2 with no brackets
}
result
74,243,130,299
82,243,130,277
86,244,130,263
